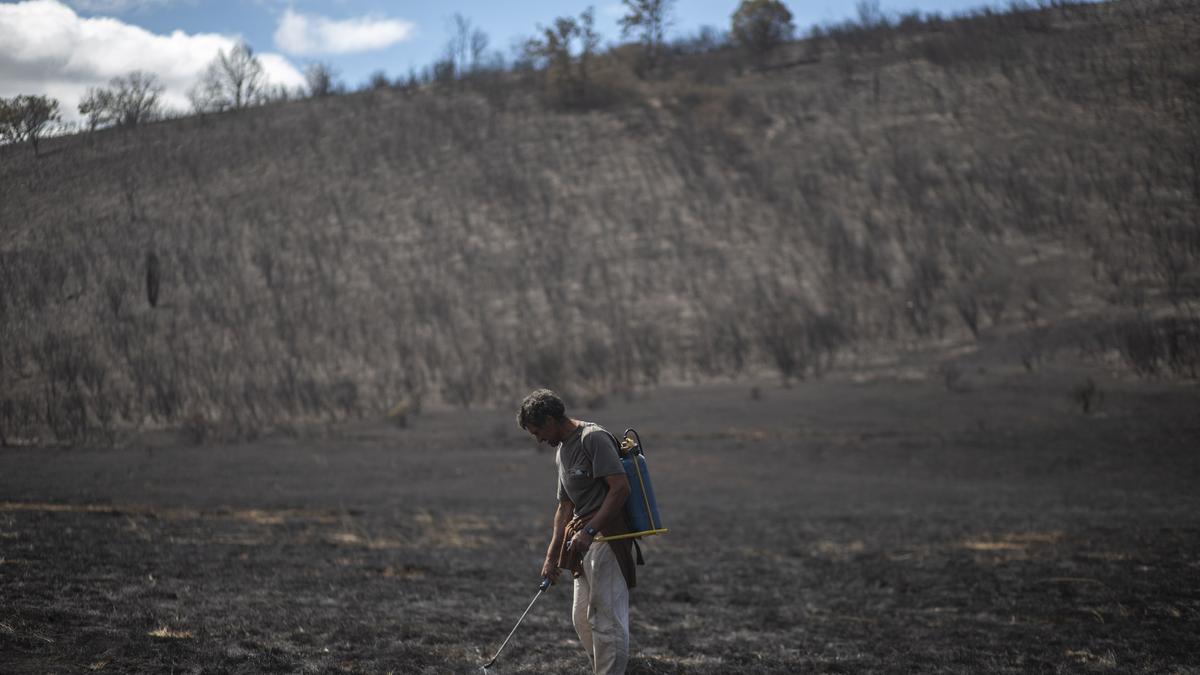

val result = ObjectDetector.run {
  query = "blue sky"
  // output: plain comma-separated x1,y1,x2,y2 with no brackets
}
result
1,0,1009,121
81,0,1000,84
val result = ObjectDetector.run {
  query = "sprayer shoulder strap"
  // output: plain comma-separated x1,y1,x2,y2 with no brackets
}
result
580,424,622,457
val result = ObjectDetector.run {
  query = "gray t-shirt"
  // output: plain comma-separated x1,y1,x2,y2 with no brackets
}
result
556,422,625,517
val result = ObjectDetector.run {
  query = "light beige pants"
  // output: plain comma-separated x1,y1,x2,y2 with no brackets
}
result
572,542,630,675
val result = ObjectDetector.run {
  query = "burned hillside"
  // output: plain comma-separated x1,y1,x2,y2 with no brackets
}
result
1,0,1197,444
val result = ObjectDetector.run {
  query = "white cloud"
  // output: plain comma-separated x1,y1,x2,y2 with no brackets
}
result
273,8,414,56
0,0,304,121
65,0,181,12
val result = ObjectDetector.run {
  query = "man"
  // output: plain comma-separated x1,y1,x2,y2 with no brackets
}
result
518,389,635,675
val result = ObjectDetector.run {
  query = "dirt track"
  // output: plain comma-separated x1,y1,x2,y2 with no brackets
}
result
2,369,1199,673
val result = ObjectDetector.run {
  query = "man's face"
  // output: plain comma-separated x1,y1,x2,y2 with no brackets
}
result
525,421,561,447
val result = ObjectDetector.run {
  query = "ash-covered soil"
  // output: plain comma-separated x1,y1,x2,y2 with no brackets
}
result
2,369,1199,673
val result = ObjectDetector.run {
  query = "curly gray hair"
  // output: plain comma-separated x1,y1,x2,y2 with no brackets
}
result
517,389,567,430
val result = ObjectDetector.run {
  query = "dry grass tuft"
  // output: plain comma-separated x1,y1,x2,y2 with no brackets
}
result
147,627,193,639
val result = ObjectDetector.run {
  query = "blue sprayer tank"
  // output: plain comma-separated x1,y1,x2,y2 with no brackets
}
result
618,429,665,536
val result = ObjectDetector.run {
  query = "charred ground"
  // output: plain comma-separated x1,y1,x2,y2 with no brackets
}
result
2,358,1198,673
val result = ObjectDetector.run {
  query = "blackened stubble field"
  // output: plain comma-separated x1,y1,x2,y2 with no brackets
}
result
2,366,1199,673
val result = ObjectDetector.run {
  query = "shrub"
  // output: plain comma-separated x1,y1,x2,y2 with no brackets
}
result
104,276,128,318
0,94,61,155
522,8,605,108
1107,317,1200,378
938,362,965,392
189,42,266,112
1069,377,1102,414
78,72,164,130
753,284,849,384
145,252,161,308
619,0,676,73
731,0,795,65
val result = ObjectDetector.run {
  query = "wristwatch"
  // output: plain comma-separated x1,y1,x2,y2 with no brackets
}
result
584,525,599,537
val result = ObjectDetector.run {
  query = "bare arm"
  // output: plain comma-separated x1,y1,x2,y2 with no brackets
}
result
571,473,630,553
541,497,574,583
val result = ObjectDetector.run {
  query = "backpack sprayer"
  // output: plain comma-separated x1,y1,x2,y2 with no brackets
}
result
596,429,667,543
480,428,666,671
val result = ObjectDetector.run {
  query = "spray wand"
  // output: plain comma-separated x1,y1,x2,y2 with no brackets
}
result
481,577,552,672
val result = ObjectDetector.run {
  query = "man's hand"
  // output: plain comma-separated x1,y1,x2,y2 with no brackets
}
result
543,497,573,586
569,530,593,554
540,557,561,584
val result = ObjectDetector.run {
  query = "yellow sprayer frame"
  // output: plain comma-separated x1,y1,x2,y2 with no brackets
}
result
596,433,668,543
